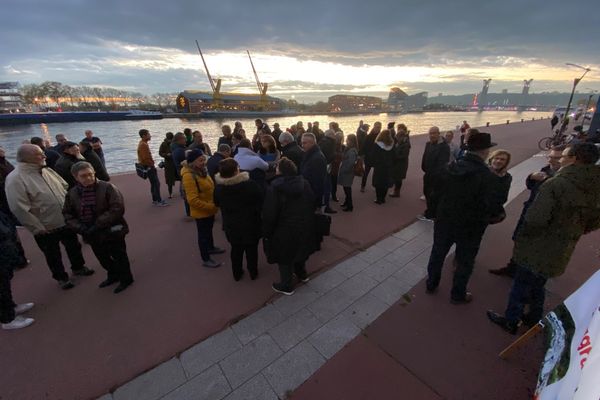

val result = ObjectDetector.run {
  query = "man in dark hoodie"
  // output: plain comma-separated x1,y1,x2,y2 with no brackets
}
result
487,143,600,334
79,141,110,182
425,131,498,304
419,126,450,220
54,142,87,189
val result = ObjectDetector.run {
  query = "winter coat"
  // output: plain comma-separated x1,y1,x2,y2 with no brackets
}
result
300,145,327,208
338,147,358,187
489,172,512,220
391,137,411,182
0,210,21,269
281,141,304,172
181,165,218,219
0,158,16,223
435,152,498,226
55,154,85,188
171,143,187,180
318,136,336,164
214,172,263,245
421,140,450,177
44,149,61,170
206,152,226,181
331,143,344,176
63,180,129,242
361,132,379,164
5,163,69,234
81,147,110,182
159,139,177,186
371,142,394,188
514,164,600,278
262,175,316,264
137,140,154,167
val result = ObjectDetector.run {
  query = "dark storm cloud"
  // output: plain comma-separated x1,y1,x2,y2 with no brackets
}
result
1,0,598,95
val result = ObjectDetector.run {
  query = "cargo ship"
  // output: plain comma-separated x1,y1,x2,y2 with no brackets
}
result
0,110,163,125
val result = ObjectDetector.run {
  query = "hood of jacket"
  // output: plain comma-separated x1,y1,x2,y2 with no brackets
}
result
271,175,305,198
447,152,488,177
214,171,249,186
376,141,393,151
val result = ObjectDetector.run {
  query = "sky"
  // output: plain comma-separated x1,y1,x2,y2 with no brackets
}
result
1,0,599,103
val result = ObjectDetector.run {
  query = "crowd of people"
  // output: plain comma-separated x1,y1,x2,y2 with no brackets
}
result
1,117,599,335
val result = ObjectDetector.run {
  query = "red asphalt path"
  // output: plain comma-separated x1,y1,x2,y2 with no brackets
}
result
1,119,554,400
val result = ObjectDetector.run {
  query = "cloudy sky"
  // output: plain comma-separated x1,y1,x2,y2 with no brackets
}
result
1,0,599,102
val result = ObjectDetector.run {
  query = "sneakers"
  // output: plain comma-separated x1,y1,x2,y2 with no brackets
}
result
417,215,434,222
208,247,226,255
153,200,170,207
486,310,518,334
98,278,119,288
15,303,34,315
419,195,426,201
272,283,295,296
58,280,75,290
203,259,222,268
294,273,310,283
2,316,35,330
73,266,95,276
450,292,473,304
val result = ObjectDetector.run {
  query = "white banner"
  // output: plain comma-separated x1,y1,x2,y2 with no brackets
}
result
535,269,600,400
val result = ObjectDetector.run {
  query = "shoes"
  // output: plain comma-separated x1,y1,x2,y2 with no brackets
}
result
58,280,75,290
374,200,384,205
249,270,258,280
340,202,347,208
99,278,119,288
234,271,244,281
153,200,170,207
113,281,133,294
2,316,35,330
73,267,95,276
15,303,34,315
360,186,365,193
15,259,31,270
342,206,353,212
488,266,516,278
331,196,339,202
486,310,518,334
450,292,473,304
272,283,295,296
208,247,226,255
324,207,337,214
417,215,434,222
203,259,222,268
294,273,310,283
419,195,426,201
168,195,173,199
425,285,437,294
389,193,400,198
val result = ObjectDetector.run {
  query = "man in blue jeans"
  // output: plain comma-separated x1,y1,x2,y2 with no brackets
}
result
137,129,168,207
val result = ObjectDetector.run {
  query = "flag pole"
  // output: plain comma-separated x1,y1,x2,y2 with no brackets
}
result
499,321,544,359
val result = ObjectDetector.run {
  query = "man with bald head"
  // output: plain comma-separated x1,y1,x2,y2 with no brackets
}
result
419,126,450,221
5,145,94,290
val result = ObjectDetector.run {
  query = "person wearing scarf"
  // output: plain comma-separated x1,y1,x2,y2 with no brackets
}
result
63,161,134,294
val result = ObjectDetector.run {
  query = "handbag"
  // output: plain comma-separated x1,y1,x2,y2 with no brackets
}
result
135,163,149,180
353,157,365,177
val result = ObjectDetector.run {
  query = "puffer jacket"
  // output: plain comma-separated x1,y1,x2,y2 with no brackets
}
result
514,164,600,277
181,164,218,219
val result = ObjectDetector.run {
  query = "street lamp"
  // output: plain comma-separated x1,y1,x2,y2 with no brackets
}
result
583,88,598,125
563,63,592,125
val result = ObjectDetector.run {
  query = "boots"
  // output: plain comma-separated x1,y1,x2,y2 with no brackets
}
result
389,187,401,198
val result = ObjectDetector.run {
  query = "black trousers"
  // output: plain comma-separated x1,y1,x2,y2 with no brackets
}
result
426,221,486,300
195,216,215,261
0,264,15,323
277,261,307,290
505,265,547,324
90,237,134,284
34,227,86,281
331,174,338,199
393,180,403,191
423,174,440,219
343,186,353,208
375,186,387,203
230,242,258,277
361,162,372,188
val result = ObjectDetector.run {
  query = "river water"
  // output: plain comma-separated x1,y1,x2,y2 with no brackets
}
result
0,111,550,173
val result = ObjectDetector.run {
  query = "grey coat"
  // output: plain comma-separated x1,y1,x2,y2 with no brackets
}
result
338,147,358,187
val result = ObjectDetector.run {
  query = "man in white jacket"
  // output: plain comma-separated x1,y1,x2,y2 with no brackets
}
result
6,144,94,290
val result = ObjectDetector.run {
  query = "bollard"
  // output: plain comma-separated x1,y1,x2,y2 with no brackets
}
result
486,122,490,127
506,120,510,124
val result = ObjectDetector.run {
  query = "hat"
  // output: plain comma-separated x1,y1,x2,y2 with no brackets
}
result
186,148,204,163
466,132,496,151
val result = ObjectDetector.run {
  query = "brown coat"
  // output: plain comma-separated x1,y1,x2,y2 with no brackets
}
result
137,140,154,167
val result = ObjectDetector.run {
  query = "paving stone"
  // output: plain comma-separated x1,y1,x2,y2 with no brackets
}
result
342,293,390,329
271,285,321,317
219,335,283,389
180,328,242,378
306,268,348,295
268,308,323,351
333,256,370,278
394,267,426,288
370,275,414,306
392,221,430,241
355,245,389,264
308,315,361,359
113,358,186,400
384,242,425,266
338,272,379,302
160,365,231,400
222,374,278,400
373,235,407,252
307,287,356,323
96,395,113,400
361,258,400,282
262,341,326,398
231,304,285,345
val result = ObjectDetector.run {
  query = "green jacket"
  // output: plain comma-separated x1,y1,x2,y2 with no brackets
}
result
513,164,600,277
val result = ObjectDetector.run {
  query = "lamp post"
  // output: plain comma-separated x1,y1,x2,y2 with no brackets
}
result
563,63,591,125
583,89,598,126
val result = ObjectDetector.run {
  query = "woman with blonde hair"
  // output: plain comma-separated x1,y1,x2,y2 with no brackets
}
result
371,129,394,204
488,149,512,223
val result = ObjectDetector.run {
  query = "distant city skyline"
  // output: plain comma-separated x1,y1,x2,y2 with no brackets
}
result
1,0,599,102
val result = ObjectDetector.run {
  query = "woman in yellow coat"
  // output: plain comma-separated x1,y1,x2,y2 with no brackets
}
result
182,149,225,268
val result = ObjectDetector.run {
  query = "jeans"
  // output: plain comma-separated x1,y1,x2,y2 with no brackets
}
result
147,167,162,202
0,264,15,323
426,221,486,300
230,242,258,277
505,265,547,324
90,237,134,284
195,216,215,261
343,186,353,208
34,227,86,281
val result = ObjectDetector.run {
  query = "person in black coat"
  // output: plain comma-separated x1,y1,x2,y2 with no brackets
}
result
79,141,110,182
425,132,500,303
30,137,60,170
390,124,411,197
300,133,327,210
214,159,263,281
54,142,89,188
360,122,381,191
262,157,316,295
420,126,450,220
370,130,395,204
279,132,304,172
207,144,231,181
